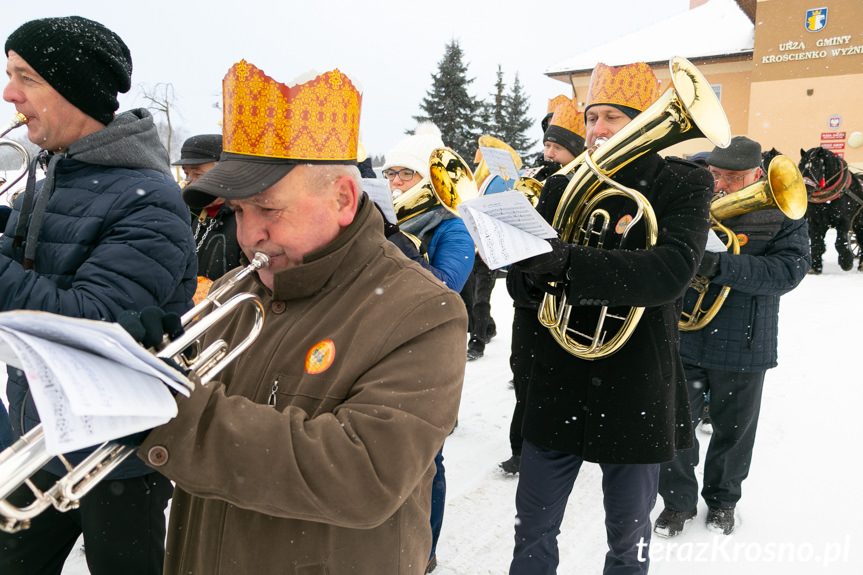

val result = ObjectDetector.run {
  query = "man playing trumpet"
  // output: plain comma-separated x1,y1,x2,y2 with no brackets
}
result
138,61,467,574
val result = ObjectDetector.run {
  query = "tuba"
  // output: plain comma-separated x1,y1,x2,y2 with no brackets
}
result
0,113,30,198
392,147,479,225
0,253,269,533
473,135,523,187
538,56,731,359
679,155,807,331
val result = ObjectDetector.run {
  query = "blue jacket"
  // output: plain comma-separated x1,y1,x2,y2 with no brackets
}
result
680,209,810,372
1,109,197,478
424,218,475,292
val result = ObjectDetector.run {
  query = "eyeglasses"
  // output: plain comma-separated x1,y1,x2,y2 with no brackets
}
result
382,168,417,181
708,168,758,185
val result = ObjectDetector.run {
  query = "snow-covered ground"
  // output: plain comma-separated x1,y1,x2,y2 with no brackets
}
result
44,233,863,574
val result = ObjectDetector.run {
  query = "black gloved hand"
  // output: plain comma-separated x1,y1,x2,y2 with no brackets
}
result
118,306,184,349
697,251,721,279
515,238,571,278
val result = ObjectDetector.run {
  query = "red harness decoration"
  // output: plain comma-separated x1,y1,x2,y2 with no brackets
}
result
807,160,851,203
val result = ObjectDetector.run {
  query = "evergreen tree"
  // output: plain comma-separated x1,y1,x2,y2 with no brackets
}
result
413,40,482,161
487,65,507,138
502,73,536,156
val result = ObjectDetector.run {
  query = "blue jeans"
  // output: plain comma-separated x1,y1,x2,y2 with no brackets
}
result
510,440,659,575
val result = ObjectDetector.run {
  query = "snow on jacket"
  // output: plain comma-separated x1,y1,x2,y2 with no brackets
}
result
1,108,197,479
139,198,468,575
680,208,810,371
514,154,713,464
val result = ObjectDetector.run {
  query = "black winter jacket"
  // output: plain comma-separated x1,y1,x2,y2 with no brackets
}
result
513,153,713,464
191,205,242,281
680,208,810,372
1,109,197,479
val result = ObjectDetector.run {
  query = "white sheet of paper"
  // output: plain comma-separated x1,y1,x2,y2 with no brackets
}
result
478,147,519,184
363,179,397,224
0,311,191,395
457,192,558,269
0,328,174,455
705,228,729,253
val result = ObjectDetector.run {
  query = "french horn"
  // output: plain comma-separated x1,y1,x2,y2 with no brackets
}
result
0,253,269,533
538,56,731,359
679,155,807,331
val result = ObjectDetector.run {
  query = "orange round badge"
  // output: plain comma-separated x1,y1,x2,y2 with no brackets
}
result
305,340,336,374
736,233,748,247
615,215,633,235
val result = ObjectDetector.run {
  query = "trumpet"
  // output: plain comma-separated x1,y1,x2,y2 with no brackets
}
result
0,112,30,198
0,253,269,533
679,155,806,330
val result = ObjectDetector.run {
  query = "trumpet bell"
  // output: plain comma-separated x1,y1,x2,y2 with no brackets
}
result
0,113,30,198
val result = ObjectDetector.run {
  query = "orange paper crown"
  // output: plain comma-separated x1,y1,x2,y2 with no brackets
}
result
547,95,570,115
586,62,660,114
549,97,585,138
222,61,362,161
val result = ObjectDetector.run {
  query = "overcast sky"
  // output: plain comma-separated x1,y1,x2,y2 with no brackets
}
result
1,0,691,158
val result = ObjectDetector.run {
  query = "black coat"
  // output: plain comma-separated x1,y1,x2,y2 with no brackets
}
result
680,209,810,372
515,153,713,464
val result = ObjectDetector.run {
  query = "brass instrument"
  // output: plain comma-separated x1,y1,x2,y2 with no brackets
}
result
473,135,523,188
393,147,479,225
0,253,269,533
0,113,30,198
679,155,806,331
538,56,732,359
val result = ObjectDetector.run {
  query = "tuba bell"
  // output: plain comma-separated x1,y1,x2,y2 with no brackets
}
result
0,113,30,198
679,155,807,331
392,147,479,225
537,56,731,359
0,253,269,533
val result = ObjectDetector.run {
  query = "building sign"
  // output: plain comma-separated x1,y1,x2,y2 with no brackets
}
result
805,8,828,33
821,141,845,150
762,34,861,64
821,131,845,140
828,114,842,129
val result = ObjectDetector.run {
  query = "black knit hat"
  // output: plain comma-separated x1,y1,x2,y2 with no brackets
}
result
5,16,132,125
543,125,585,158
172,134,223,166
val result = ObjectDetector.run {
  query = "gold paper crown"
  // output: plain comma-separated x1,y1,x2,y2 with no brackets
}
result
547,95,570,114
222,61,362,161
586,62,660,114
549,97,585,138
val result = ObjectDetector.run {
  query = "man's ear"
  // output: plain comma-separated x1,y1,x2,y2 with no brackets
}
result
335,175,359,228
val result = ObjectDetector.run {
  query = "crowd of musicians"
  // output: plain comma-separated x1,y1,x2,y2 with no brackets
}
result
0,15,810,575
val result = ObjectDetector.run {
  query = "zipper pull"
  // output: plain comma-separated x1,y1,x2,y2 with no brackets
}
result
267,377,280,408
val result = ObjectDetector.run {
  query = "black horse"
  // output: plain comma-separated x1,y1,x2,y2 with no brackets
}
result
798,147,863,274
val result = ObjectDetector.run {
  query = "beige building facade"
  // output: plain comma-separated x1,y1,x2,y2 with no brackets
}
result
547,0,863,169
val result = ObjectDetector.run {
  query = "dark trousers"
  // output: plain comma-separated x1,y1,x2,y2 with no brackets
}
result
0,469,173,575
429,446,445,559
508,307,537,456
510,440,658,575
658,366,766,511
0,402,13,450
460,259,498,351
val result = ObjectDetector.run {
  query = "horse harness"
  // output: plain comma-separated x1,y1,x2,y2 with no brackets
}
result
801,152,863,205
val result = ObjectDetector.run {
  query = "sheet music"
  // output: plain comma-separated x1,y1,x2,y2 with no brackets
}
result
478,146,519,184
458,191,557,269
362,178,397,224
0,310,192,455
705,228,728,252
0,328,174,455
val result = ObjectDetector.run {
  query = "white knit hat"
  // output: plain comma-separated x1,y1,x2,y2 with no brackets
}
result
382,122,444,177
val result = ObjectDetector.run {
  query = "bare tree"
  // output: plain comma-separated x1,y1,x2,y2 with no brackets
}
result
139,82,185,161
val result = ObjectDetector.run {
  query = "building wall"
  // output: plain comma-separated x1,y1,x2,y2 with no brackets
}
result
750,0,863,166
